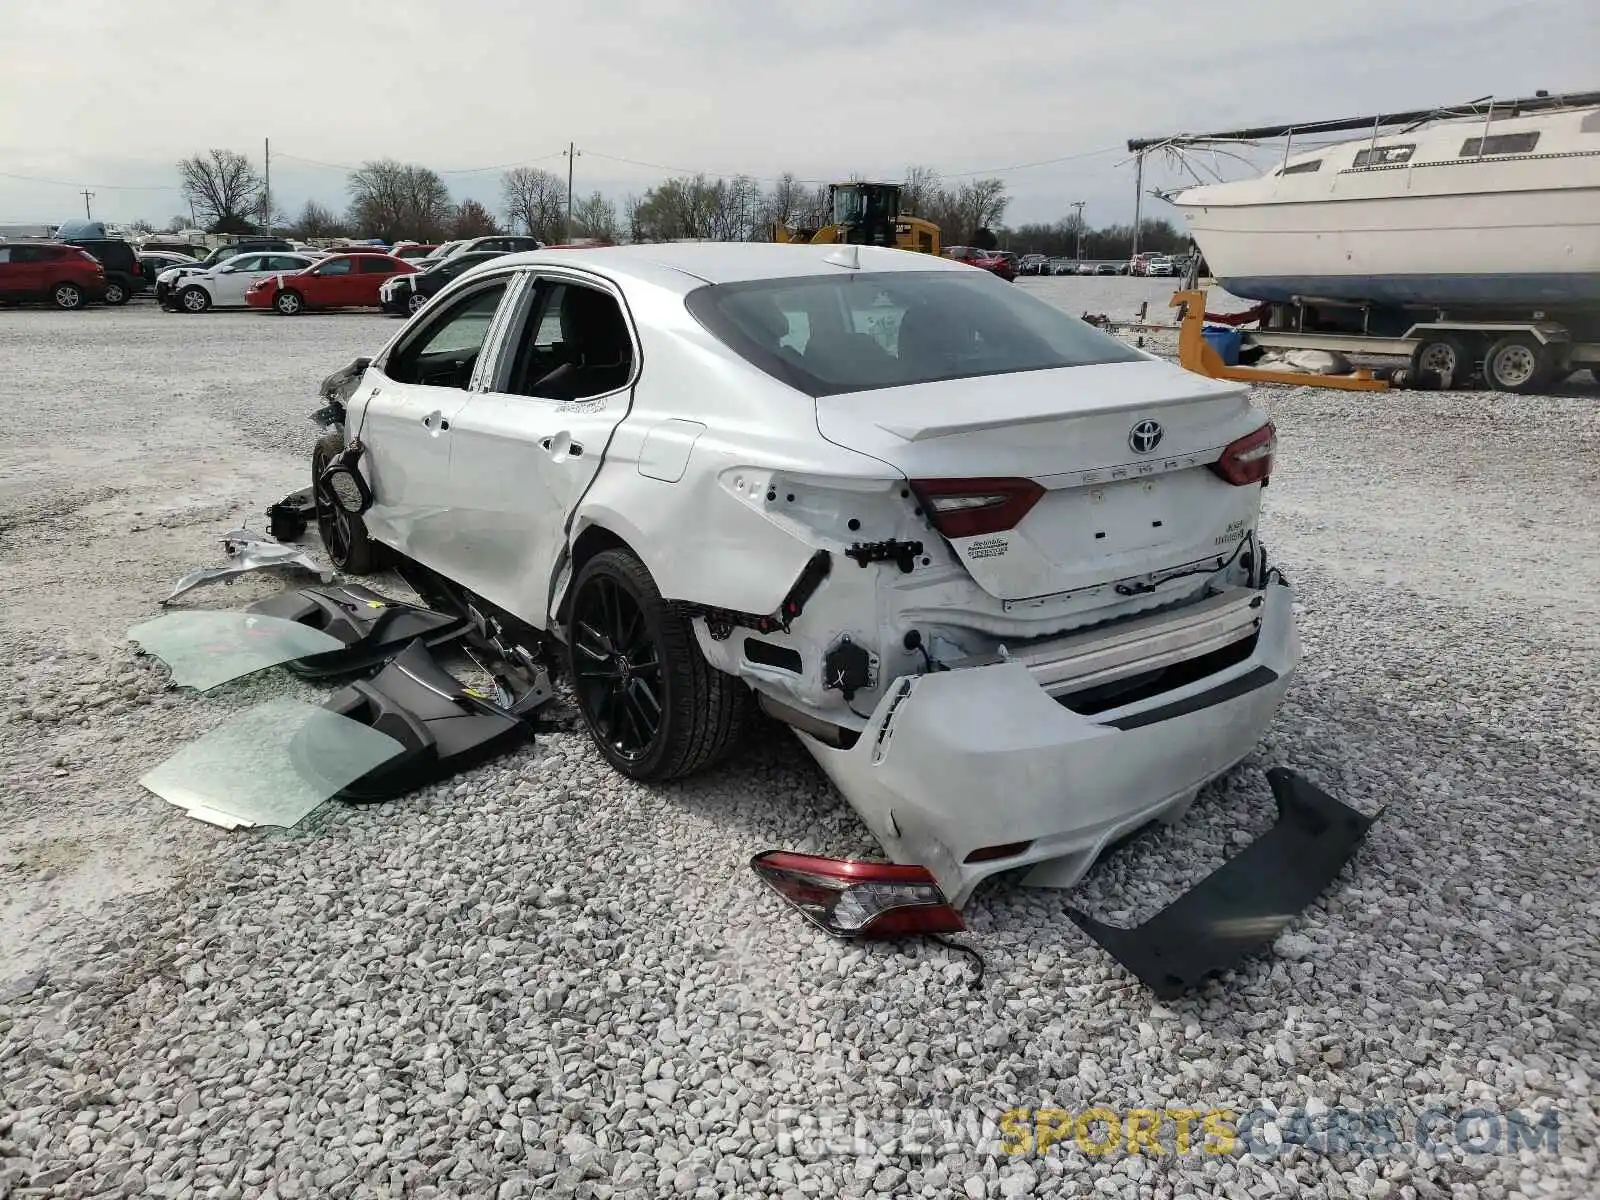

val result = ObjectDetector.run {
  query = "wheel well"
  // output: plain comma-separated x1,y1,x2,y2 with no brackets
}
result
556,524,635,625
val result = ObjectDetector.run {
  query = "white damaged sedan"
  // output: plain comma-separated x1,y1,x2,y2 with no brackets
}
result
324,242,1303,916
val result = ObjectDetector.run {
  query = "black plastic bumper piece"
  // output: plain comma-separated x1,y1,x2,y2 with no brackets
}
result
1067,768,1380,999
294,639,531,802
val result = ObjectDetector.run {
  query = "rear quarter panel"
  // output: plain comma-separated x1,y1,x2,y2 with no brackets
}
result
569,281,898,617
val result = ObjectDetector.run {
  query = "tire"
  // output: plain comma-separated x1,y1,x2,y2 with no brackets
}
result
1408,335,1472,388
312,431,379,574
274,289,304,315
566,548,750,782
178,285,212,314
52,282,84,310
102,280,129,306
407,291,428,314
1482,333,1550,394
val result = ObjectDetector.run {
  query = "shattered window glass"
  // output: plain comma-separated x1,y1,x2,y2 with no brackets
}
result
139,699,406,829
128,611,345,692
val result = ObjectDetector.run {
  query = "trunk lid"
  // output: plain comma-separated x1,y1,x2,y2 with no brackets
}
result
814,360,1269,603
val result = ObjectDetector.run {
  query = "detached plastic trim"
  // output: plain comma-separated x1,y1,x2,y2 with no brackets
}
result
1067,768,1381,999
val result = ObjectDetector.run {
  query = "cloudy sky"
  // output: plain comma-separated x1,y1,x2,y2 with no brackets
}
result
1,0,1593,231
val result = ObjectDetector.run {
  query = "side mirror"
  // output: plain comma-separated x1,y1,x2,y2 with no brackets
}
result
317,444,373,515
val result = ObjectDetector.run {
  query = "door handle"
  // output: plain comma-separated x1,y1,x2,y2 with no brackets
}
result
540,435,583,457
422,411,450,432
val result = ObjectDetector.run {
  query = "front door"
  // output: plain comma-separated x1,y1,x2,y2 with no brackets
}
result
348,274,519,566
440,272,637,628
208,254,265,305
304,256,359,308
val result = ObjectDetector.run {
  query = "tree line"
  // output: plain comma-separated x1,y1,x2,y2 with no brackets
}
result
165,146,1185,257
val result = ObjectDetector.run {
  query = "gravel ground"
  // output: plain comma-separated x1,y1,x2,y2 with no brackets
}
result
1,286,1596,1200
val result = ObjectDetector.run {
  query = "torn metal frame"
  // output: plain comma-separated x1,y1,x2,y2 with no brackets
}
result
162,529,333,606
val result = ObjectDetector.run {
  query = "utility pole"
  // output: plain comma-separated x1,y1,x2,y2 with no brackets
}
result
563,142,581,241
1131,150,1145,260
1069,200,1086,260
263,137,271,234
80,190,94,219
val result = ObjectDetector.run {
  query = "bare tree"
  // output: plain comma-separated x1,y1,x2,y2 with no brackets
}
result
128,218,154,234
163,215,189,233
900,165,940,216
762,172,810,235
178,149,263,233
347,159,453,241
292,199,345,240
570,192,619,241
501,167,567,241
706,176,761,242
450,198,500,239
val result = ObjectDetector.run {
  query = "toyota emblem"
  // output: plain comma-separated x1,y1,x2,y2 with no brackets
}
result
1128,419,1163,453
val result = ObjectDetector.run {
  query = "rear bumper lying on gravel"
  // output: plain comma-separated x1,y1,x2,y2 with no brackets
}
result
797,581,1299,907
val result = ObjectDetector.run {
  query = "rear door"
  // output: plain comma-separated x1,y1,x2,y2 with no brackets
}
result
437,270,638,625
353,274,521,566
0,247,31,297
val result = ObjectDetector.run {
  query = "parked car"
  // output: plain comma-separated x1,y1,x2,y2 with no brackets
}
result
168,252,318,313
1144,256,1176,277
312,243,1292,914
0,240,106,309
245,252,416,314
153,238,297,305
441,235,543,261
1095,262,1122,276
422,240,467,263
139,239,206,256
1017,253,1051,276
1047,258,1075,276
941,245,1017,281
59,236,144,304
391,243,440,263
379,249,508,315
138,250,197,282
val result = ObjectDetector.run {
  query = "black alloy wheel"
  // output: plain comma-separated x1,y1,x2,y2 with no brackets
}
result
571,571,664,764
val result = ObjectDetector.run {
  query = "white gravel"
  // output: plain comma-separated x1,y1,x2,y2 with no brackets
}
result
1,290,1596,1199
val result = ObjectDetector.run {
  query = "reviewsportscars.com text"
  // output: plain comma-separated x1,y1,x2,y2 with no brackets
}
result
765,1104,1561,1163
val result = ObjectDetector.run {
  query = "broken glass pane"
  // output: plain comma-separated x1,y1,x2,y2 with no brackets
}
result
128,611,345,691
138,698,405,829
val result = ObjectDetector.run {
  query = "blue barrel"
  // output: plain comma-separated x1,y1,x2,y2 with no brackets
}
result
1202,326,1242,366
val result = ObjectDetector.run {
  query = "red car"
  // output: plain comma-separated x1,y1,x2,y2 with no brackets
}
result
245,253,417,314
941,244,1017,282
0,241,106,309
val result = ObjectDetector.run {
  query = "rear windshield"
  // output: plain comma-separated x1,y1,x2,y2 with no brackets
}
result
684,270,1143,397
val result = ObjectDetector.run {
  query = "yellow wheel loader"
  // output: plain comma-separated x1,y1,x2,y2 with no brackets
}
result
773,182,939,255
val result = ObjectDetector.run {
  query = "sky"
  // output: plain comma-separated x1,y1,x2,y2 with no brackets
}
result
1,0,1594,231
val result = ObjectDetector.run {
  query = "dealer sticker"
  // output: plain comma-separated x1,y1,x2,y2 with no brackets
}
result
967,537,1009,559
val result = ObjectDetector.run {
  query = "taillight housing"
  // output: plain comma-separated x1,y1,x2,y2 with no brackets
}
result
912,477,1045,539
750,851,965,937
1210,422,1276,486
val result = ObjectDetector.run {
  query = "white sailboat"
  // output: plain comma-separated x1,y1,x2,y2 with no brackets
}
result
1170,94,1600,309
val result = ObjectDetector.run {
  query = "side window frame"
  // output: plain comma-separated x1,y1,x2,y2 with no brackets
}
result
371,269,528,389
376,277,518,390
478,267,641,402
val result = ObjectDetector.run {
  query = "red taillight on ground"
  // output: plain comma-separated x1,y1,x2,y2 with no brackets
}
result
1210,422,1276,486
912,477,1046,539
750,851,965,937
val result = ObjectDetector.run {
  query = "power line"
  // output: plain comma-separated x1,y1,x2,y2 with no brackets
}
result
272,150,566,174
0,142,1128,203
0,169,176,191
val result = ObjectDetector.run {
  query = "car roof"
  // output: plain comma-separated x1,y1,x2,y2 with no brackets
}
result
482,242,971,291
